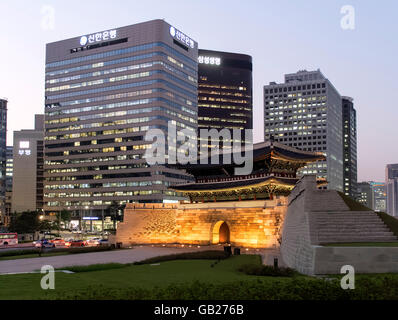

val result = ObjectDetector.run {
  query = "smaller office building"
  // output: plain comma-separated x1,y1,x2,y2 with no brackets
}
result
11,115,44,213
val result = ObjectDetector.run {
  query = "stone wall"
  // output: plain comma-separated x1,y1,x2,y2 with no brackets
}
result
281,175,398,275
314,246,398,274
113,204,179,245
280,177,316,275
113,199,288,249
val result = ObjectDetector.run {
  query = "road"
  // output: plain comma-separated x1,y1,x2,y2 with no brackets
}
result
0,246,225,274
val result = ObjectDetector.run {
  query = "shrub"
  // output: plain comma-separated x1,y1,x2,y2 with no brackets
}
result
133,250,230,265
45,279,354,300
0,249,42,258
59,263,126,273
49,276,398,300
0,245,114,259
67,245,113,255
238,264,297,277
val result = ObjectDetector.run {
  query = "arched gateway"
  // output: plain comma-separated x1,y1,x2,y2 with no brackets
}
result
212,221,230,244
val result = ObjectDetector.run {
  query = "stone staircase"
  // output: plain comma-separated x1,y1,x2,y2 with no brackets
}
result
311,211,398,244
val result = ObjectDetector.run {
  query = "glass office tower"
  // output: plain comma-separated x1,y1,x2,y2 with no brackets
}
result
342,97,357,199
44,20,198,218
198,50,253,151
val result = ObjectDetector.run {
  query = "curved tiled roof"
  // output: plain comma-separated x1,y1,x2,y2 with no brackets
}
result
171,175,297,192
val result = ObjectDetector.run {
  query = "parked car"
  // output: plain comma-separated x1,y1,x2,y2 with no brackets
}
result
70,240,88,247
99,239,109,245
34,239,56,248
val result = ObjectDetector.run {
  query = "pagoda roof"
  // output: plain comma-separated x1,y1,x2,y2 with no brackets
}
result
169,141,325,175
171,175,297,193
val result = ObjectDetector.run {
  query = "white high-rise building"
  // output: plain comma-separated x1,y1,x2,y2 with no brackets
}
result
264,70,343,191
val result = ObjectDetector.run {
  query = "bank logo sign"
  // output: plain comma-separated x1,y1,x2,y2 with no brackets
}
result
198,56,221,66
170,26,195,49
80,30,118,46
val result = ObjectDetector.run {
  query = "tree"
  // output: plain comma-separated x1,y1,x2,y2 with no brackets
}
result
38,220,54,234
9,211,40,234
107,201,125,229
57,210,72,230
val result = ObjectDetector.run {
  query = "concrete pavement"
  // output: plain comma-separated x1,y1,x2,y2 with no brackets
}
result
0,246,223,274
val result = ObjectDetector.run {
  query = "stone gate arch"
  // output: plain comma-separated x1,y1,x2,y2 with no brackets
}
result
211,221,231,244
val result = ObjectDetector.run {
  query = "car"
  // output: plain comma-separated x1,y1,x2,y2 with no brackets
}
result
99,239,109,246
50,238,66,247
34,239,56,248
70,240,88,247
87,238,101,246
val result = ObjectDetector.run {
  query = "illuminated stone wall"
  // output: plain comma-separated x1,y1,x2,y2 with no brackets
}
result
113,198,288,249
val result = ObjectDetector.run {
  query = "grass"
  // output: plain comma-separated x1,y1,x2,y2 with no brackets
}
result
338,192,372,211
2,254,398,300
0,255,294,300
377,212,398,238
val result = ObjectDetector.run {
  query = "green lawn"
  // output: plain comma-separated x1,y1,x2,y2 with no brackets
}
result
0,255,292,300
2,254,398,300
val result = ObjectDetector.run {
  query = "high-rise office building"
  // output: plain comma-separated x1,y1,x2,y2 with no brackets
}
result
198,50,252,151
6,146,13,193
370,181,387,212
11,115,44,213
0,99,7,224
264,70,343,191
342,97,357,199
4,146,13,225
357,182,373,209
386,164,398,217
44,20,198,218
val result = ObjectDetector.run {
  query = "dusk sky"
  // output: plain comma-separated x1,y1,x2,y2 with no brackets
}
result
0,0,397,182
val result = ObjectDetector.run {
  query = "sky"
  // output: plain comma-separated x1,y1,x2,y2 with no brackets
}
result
0,0,397,182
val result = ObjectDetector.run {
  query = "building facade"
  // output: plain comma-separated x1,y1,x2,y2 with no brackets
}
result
370,181,387,212
4,146,13,225
357,182,373,210
386,164,398,217
44,20,198,219
342,97,357,199
11,115,44,213
0,99,7,225
198,50,252,151
264,70,343,191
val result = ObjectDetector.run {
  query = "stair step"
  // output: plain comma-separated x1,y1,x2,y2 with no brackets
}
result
317,228,390,232
319,236,397,241
319,232,395,236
